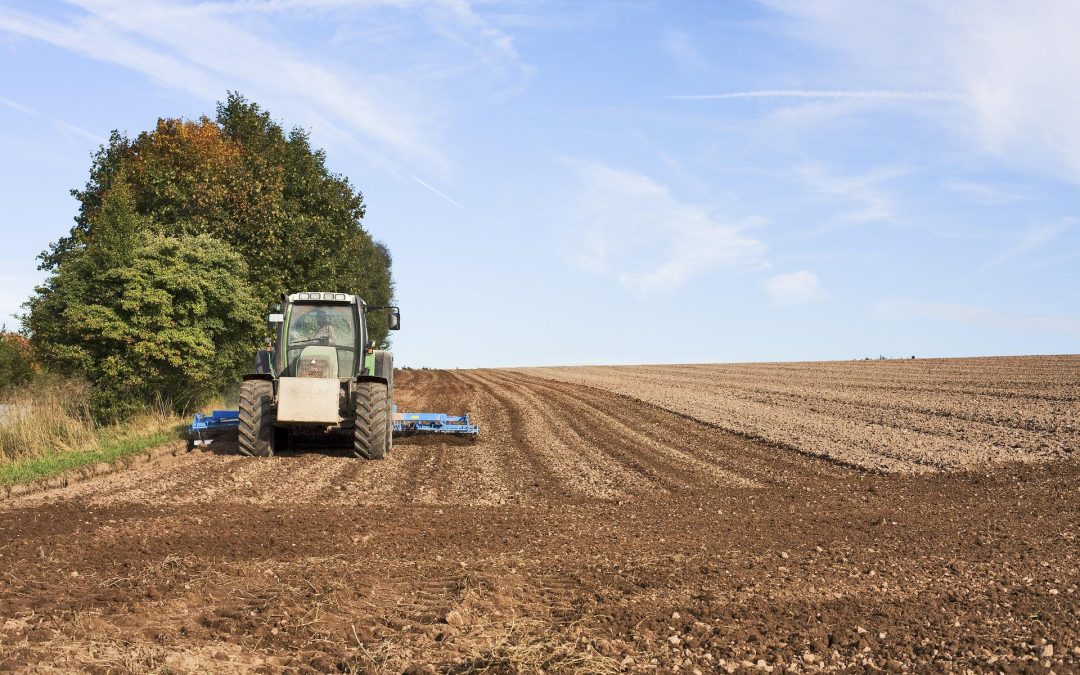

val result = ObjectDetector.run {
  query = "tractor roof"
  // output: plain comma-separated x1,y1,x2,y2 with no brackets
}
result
286,292,361,305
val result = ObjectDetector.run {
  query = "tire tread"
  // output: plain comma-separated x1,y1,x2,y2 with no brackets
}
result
239,380,275,457
353,382,389,460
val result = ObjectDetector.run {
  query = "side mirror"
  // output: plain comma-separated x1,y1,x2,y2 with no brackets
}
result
268,302,284,325
387,307,401,331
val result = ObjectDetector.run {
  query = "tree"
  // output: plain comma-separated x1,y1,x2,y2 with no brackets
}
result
25,180,262,421
42,92,394,347
0,331,36,392
27,94,395,419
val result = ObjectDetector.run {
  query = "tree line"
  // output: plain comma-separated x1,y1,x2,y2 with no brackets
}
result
16,93,394,420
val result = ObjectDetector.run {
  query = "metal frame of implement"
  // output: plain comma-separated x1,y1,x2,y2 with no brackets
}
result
188,407,478,446
189,410,239,447
392,406,478,438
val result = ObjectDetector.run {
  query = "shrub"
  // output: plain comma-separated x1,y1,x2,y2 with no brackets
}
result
0,331,36,392
24,181,262,421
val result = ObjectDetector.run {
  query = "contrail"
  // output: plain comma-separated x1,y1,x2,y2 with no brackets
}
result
0,95,36,114
668,89,961,101
53,119,107,144
411,176,466,211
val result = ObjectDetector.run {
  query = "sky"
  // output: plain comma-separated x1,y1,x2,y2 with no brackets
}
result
0,0,1078,368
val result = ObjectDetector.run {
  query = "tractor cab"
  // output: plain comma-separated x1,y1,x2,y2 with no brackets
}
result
259,292,400,380
282,297,360,379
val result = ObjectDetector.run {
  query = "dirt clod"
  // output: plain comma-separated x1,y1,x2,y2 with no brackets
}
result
444,610,464,627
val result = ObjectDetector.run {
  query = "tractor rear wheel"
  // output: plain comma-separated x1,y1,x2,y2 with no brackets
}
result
385,397,394,454
353,381,389,460
239,379,275,457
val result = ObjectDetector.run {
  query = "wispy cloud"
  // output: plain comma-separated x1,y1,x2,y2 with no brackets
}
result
763,1,1080,185
410,176,465,211
0,0,528,208
797,164,905,227
0,96,36,115
983,218,1075,271
53,118,106,145
875,299,1080,335
661,28,706,70
764,270,824,306
564,159,767,292
944,179,1023,206
669,89,961,101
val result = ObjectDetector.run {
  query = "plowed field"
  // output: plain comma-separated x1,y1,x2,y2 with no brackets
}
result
1,365,1078,673
520,356,1080,473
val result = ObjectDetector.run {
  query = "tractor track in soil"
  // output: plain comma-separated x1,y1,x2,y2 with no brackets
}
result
0,368,1078,673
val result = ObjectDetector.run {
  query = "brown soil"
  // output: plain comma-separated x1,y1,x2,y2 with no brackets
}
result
519,356,1080,472
1,368,1077,673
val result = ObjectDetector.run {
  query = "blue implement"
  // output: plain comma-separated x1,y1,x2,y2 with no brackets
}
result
393,405,478,438
188,406,478,447
189,410,240,447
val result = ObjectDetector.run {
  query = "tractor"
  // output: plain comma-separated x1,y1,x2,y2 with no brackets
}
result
238,292,400,459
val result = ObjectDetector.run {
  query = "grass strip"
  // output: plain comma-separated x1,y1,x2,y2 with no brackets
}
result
0,427,183,486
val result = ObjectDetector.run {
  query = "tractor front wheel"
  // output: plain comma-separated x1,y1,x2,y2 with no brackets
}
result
353,381,389,460
239,379,276,457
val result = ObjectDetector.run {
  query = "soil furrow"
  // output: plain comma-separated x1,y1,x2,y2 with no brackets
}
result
1,363,1077,673
485,370,761,491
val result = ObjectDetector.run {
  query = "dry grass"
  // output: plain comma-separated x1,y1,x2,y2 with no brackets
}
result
453,618,623,674
0,376,97,462
0,376,184,481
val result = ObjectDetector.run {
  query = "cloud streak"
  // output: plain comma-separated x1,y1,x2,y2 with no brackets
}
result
875,299,1080,335
53,118,107,145
763,0,1080,185
565,159,767,292
983,218,1075,271
796,164,906,228
669,89,961,101
0,0,527,209
764,270,824,306
0,96,36,115
662,28,706,70
410,176,466,211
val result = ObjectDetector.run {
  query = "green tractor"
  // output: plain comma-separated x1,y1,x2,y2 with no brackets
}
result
239,292,400,459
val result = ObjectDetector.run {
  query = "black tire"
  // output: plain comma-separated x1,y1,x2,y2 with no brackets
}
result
385,396,394,454
239,379,275,457
372,351,394,455
353,381,389,460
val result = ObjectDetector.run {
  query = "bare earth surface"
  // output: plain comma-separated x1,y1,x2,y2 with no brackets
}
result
519,356,1080,473
1,365,1078,673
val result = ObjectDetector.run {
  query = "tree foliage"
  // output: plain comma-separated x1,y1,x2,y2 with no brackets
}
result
0,331,37,392
26,180,262,421
43,92,394,346
28,94,394,419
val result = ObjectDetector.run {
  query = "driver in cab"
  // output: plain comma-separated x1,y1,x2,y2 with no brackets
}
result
308,309,338,345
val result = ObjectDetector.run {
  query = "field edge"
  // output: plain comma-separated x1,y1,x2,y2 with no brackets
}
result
0,431,185,497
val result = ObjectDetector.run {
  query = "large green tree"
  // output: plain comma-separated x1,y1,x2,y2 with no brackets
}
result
26,180,262,421
42,92,394,346
28,94,393,419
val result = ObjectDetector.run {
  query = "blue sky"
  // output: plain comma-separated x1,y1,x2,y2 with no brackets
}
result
0,1,1077,367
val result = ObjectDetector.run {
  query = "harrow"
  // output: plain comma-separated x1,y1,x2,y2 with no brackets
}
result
392,406,478,439
189,406,477,447
189,410,239,448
